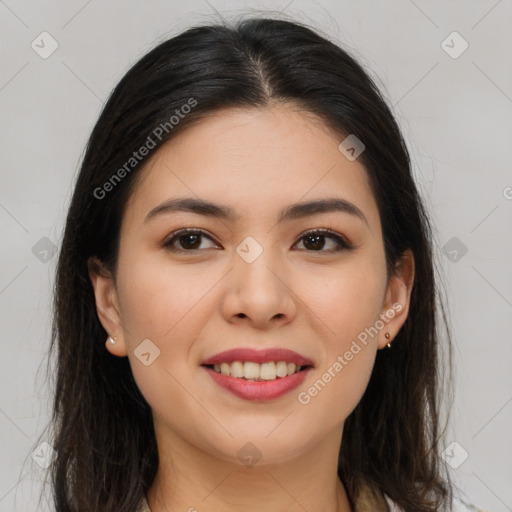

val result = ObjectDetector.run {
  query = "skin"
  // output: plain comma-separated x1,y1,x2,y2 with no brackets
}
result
89,102,414,512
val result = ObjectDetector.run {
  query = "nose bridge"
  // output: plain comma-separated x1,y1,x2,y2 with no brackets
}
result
222,235,296,325
235,235,285,297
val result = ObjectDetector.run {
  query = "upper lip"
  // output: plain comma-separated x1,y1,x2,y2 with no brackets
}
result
201,348,314,367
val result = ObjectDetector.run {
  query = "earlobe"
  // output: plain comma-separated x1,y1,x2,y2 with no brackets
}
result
87,256,128,357
378,249,415,350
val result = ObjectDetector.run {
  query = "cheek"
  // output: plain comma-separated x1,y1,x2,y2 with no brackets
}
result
115,251,221,417
297,345,375,435
296,270,383,426
294,253,386,424
117,249,218,343
300,252,387,340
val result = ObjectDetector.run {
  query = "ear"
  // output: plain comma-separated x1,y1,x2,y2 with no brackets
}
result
87,256,128,357
377,249,415,350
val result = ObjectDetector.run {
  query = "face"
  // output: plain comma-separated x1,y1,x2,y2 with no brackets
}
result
89,103,414,466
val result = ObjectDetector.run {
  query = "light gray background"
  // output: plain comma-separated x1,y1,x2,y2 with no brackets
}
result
1,1,511,511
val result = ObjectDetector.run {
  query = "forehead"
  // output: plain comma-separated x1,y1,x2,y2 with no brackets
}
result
122,103,380,231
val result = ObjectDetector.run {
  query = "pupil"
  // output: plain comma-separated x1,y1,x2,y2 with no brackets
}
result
305,234,324,250
181,234,200,249
178,233,327,251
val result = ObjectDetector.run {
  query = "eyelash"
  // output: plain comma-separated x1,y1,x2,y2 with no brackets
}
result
162,228,353,253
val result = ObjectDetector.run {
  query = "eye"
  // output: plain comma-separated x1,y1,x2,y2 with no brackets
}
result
162,228,219,252
162,228,353,253
293,229,353,252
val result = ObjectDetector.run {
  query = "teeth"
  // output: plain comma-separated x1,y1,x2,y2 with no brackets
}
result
231,361,244,378
276,361,288,377
243,361,260,379
210,360,304,380
260,362,276,380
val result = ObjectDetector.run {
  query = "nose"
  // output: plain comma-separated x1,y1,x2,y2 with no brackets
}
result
220,246,298,329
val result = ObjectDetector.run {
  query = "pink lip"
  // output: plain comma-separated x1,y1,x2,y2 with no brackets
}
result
203,366,312,401
201,348,314,366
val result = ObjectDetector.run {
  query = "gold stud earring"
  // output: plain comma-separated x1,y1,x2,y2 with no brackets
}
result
385,332,391,348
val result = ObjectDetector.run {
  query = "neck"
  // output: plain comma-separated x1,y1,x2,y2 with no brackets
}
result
146,424,353,512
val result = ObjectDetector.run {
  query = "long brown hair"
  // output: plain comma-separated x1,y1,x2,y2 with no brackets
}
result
36,14,454,512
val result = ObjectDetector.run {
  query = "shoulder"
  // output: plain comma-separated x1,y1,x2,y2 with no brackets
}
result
383,492,489,512
137,495,151,512
450,495,489,512
138,488,488,512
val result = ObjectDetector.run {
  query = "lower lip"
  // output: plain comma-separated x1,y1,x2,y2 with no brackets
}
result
203,366,312,401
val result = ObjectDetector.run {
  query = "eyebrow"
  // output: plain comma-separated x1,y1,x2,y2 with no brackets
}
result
144,197,369,226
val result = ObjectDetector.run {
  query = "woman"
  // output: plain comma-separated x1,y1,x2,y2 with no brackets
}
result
41,15,486,512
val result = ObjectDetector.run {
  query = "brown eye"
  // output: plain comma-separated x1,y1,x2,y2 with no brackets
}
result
294,229,352,252
162,228,352,254
163,229,218,252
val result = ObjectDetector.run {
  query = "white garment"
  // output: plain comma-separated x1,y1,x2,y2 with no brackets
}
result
384,492,488,511
139,492,488,511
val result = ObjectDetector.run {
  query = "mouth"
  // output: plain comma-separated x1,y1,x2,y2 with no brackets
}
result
203,361,311,381
200,348,314,401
